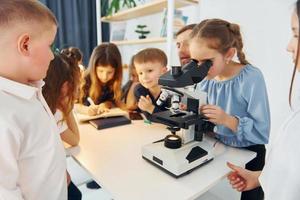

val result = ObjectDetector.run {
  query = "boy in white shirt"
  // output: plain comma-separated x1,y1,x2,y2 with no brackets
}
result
0,0,67,199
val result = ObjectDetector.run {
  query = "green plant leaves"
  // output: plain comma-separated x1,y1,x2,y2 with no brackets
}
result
104,0,140,16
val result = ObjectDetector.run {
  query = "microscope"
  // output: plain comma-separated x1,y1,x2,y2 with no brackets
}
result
142,59,215,177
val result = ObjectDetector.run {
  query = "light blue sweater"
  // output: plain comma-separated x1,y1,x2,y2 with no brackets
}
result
198,64,270,147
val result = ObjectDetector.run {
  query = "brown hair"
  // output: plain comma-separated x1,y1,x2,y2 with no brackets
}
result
134,48,167,67
61,47,83,66
190,19,249,65
0,0,57,29
289,1,300,107
176,24,197,37
79,43,123,106
43,53,81,119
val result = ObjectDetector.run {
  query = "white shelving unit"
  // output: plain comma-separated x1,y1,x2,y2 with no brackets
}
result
101,0,198,22
111,37,166,46
97,0,200,66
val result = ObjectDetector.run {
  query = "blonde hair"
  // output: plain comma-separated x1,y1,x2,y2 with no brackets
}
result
79,43,123,106
0,0,57,30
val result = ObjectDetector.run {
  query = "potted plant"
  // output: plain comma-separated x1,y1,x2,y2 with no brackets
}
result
102,0,140,16
135,25,150,39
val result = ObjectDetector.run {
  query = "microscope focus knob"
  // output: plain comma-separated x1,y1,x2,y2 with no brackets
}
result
164,135,182,149
167,126,180,133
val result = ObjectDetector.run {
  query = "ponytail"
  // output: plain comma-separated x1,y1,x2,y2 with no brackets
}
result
228,23,249,65
61,47,83,66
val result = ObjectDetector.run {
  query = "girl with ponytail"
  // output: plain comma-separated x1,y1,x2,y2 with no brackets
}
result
189,19,270,200
43,51,82,200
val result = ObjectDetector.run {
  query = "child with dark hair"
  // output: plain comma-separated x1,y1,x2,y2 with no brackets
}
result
43,53,82,200
61,47,85,71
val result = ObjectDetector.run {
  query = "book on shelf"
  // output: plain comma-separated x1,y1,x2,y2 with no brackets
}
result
160,8,188,38
111,22,127,41
75,107,129,123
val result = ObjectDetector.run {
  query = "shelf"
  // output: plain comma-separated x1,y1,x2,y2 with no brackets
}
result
111,37,167,45
101,0,198,22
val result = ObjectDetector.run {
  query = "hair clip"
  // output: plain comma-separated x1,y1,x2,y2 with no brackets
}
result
51,44,60,55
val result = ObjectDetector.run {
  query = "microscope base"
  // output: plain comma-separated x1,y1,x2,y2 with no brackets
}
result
142,140,214,178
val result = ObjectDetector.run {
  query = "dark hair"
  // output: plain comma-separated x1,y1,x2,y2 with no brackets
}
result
61,47,83,66
0,0,57,29
190,19,249,65
79,43,123,106
175,24,197,37
289,1,300,107
134,48,167,67
43,53,81,118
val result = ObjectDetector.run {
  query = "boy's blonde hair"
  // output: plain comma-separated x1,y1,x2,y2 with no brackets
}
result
0,0,57,29
134,48,167,67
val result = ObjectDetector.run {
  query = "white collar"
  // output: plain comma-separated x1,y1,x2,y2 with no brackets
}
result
0,76,44,100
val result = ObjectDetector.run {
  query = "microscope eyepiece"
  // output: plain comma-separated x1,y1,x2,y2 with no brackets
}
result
171,66,182,76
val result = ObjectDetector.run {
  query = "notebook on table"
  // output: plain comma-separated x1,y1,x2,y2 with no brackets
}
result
89,116,131,130
75,108,129,123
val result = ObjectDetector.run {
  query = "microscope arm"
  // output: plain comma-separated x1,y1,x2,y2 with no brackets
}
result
176,88,207,106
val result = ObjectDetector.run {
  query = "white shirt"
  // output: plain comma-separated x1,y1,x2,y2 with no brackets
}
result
259,108,300,200
0,76,67,200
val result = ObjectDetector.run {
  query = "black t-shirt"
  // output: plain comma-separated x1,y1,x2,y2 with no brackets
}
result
82,77,114,106
134,84,170,120
121,80,133,103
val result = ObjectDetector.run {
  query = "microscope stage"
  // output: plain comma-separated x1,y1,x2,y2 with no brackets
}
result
142,140,214,178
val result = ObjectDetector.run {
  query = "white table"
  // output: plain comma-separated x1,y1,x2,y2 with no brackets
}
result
70,120,255,200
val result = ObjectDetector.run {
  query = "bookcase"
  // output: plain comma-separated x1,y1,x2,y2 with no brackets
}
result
97,0,200,68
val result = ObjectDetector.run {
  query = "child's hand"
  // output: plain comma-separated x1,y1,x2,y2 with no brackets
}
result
179,103,187,110
87,105,99,116
138,95,155,114
201,104,239,132
227,162,261,192
200,105,229,125
97,103,110,114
